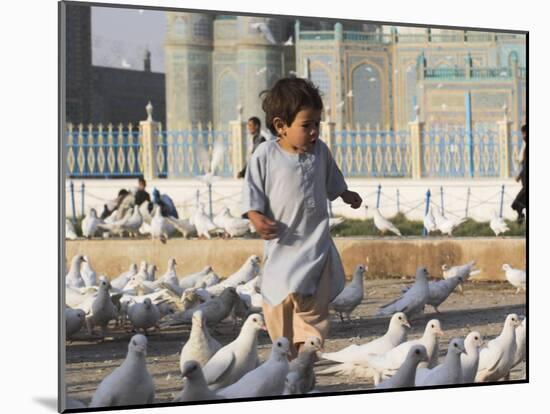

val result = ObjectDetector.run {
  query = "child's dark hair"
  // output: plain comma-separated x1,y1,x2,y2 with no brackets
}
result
260,77,323,136
521,124,527,134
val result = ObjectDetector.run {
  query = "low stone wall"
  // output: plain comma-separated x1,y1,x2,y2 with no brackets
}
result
65,237,526,282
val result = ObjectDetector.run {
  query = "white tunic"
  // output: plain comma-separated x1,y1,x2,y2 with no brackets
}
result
242,139,348,306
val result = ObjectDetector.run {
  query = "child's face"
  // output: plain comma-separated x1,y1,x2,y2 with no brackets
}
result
275,107,321,154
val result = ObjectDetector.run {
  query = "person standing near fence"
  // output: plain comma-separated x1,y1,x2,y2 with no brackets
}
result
135,177,151,207
511,124,527,223
237,117,267,178
242,77,362,358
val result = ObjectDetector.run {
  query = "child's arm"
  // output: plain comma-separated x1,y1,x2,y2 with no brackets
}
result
340,190,362,209
241,146,278,239
247,211,278,240
324,142,362,209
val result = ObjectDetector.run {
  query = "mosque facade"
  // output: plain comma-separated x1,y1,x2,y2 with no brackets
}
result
164,13,526,132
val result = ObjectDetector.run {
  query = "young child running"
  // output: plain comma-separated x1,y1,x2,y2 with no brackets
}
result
242,77,362,357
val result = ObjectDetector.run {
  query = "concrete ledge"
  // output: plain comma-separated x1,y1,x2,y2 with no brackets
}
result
65,237,526,282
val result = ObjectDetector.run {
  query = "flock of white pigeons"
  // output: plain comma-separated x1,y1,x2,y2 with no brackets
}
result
65,203,256,243
65,251,527,409
65,200,516,243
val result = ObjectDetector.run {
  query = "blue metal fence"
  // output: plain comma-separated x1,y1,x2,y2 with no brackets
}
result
421,124,500,178
66,124,143,178
331,128,411,177
155,125,232,178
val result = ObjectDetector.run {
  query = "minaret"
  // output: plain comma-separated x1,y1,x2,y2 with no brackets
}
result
234,16,284,126
164,12,213,130
143,48,151,72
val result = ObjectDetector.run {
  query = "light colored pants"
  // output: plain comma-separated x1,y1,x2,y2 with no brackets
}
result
262,264,331,358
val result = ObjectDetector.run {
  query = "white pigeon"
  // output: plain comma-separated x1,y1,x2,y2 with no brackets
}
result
82,208,101,238
364,319,444,385
127,298,161,333
131,261,150,283
490,210,510,236
330,264,367,321
110,263,138,291
250,21,277,44
165,287,240,327
193,204,220,239
219,209,250,238
139,221,152,236
206,255,260,295
442,261,480,293
460,331,484,383
151,205,168,243
179,266,214,289
423,208,437,234
217,337,290,398
235,276,263,309
475,313,521,382
121,205,143,237
89,334,155,407
66,308,86,338
373,208,401,236
415,337,465,386
166,216,196,238
65,285,98,310
202,313,266,390
502,264,526,294
173,361,223,402
196,139,225,185
512,317,526,368
320,312,410,369
432,208,467,236
66,255,86,289
375,345,428,389
157,258,178,285
196,272,221,289
85,278,117,336
376,267,430,317
66,219,78,240
146,264,157,281
97,208,132,236
179,310,222,371
213,207,233,228
123,274,155,296
81,255,97,287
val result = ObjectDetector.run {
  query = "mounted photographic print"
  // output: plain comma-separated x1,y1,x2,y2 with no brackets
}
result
59,0,527,412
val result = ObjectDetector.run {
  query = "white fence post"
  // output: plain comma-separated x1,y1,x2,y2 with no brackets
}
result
139,101,159,180
408,116,424,179
230,104,247,178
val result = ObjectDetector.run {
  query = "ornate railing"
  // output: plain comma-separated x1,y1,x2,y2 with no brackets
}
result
155,123,233,178
421,124,500,178
66,123,143,178
330,127,412,177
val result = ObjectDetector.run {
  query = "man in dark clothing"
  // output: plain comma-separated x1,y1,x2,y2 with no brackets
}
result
100,189,129,220
511,124,527,223
151,188,179,218
237,116,266,178
135,177,151,207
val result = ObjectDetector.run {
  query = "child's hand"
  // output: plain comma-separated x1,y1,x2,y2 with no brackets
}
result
340,190,362,209
247,211,278,240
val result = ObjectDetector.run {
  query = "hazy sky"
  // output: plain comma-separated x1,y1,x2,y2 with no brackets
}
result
92,6,167,73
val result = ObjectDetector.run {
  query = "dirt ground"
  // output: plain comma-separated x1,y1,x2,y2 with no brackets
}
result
65,279,527,405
